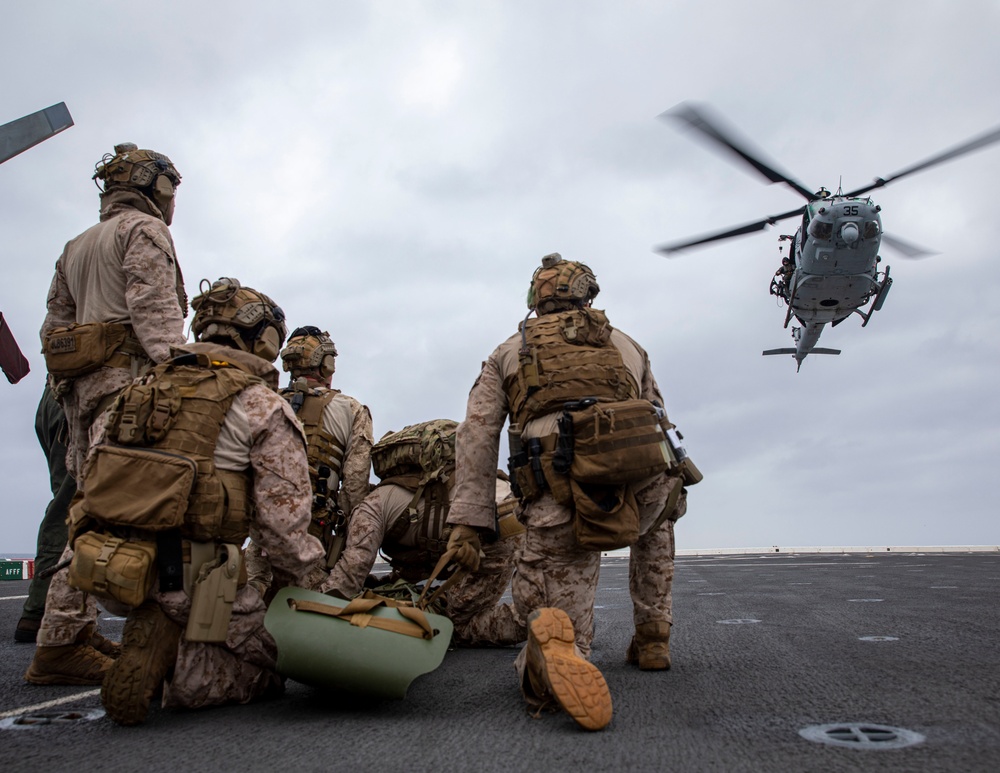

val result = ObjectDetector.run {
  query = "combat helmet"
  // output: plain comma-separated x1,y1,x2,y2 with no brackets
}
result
93,142,182,224
526,253,600,315
281,327,338,379
190,277,287,362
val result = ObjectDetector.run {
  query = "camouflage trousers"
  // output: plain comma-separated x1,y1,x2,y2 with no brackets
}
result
37,546,281,710
447,532,526,647
58,367,134,483
511,476,678,687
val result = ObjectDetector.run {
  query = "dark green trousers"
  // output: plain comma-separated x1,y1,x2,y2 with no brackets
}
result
21,385,76,621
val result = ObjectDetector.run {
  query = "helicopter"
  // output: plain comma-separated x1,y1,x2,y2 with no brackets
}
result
656,102,1000,370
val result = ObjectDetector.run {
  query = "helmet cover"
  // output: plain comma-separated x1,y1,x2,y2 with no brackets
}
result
190,277,287,362
526,253,600,313
281,326,338,378
93,142,181,192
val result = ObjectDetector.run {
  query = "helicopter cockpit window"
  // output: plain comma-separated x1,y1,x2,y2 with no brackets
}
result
808,219,834,240
863,220,880,239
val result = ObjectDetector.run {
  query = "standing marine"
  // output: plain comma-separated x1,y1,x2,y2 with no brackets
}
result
40,142,187,481
25,142,188,676
445,254,696,730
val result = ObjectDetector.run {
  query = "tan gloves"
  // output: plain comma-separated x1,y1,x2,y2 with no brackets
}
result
446,525,484,572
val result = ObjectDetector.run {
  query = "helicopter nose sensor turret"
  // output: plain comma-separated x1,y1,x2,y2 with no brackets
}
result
840,222,860,243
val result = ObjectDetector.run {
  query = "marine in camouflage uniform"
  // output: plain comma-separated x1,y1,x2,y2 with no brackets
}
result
244,326,374,590
40,143,188,482
320,474,525,647
446,254,689,731
27,279,330,725
25,144,187,669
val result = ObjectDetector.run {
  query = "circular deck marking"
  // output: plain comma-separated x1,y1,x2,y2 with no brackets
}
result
0,709,104,730
799,723,925,750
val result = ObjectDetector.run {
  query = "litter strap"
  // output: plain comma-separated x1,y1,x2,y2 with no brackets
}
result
289,597,437,640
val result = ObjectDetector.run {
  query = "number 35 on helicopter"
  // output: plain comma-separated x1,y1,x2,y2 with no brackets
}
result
656,103,1000,371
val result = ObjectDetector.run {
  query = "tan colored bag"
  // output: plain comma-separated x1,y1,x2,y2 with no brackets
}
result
68,531,157,607
571,480,639,551
42,322,128,378
82,445,196,530
567,399,673,485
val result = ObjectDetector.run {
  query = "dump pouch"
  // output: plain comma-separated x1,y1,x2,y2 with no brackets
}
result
567,399,673,485
42,322,130,378
185,543,241,643
81,445,196,530
68,531,157,607
571,480,639,551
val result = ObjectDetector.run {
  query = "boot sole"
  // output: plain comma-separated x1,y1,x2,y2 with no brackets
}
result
529,608,612,731
101,602,180,726
24,665,107,686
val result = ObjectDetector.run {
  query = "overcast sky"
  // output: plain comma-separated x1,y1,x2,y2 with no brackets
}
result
2,0,998,554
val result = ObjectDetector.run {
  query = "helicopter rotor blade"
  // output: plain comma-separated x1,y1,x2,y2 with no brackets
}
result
656,205,806,255
879,232,937,259
661,102,818,202
844,124,1000,197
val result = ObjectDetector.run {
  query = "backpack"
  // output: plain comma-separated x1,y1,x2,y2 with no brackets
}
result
371,420,459,571
371,419,458,486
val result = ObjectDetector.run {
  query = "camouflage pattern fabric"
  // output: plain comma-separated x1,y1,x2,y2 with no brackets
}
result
329,391,374,519
36,355,328,710
244,387,372,590
40,190,187,481
320,482,525,647
447,308,684,689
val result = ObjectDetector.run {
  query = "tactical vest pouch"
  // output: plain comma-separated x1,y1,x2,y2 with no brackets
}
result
496,498,525,540
83,445,196,530
68,531,157,607
567,399,673,485
571,480,639,551
186,543,241,643
42,322,129,378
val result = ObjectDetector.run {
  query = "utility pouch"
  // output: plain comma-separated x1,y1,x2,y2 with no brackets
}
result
679,457,704,486
567,399,672,485
185,543,241,643
571,480,639,551
496,497,525,539
42,322,128,378
68,531,157,607
539,450,573,505
511,462,542,503
82,445,196,530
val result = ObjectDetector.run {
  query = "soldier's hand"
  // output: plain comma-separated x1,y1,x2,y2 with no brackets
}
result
446,525,483,572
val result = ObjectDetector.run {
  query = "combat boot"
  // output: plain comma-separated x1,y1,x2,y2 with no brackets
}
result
24,642,112,685
524,607,612,731
78,622,121,659
101,601,181,726
14,617,40,643
626,621,671,671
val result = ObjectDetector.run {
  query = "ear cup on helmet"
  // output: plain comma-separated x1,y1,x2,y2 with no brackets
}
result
253,326,282,363
319,354,337,379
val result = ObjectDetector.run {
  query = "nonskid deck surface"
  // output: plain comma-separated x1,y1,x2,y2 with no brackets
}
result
1,551,998,772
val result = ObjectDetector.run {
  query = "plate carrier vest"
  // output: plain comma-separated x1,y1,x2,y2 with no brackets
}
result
94,357,258,542
279,386,347,513
506,307,638,426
